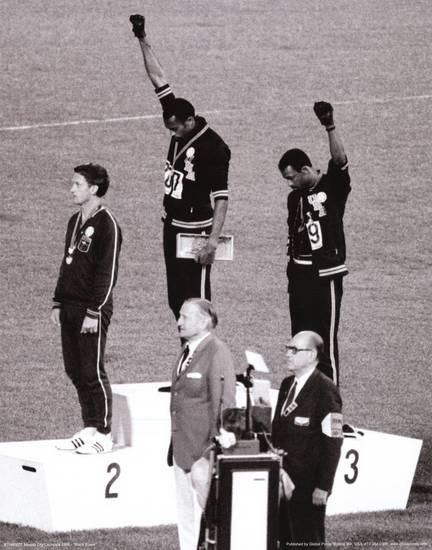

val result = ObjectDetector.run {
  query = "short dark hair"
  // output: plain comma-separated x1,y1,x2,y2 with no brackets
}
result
278,148,312,173
185,298,218,329
163,97,195,124
74,163,110,197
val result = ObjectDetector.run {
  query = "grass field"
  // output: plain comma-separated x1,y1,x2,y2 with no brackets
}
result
1,0,431,548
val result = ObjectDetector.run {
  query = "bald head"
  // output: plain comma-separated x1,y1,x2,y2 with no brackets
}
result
285,331,323,375
295,331,324,354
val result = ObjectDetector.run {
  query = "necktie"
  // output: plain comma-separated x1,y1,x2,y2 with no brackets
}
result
177,345,190,376
281,380,297,417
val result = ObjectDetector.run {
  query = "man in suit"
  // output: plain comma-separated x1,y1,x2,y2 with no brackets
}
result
271,331,343,548
170,298,236,550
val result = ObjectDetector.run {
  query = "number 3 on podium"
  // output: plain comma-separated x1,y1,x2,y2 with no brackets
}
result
344,449,359,484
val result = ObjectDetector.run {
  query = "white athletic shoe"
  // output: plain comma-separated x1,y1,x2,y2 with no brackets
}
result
76,432,113,455
55,427,97,451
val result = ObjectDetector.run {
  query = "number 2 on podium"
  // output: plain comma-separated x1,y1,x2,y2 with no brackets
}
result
105,462,121,498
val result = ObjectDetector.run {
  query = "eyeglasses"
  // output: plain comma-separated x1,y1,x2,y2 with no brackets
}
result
285,345,312,355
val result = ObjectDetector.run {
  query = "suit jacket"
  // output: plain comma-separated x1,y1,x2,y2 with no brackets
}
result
170,333,236,471
271,369,343,502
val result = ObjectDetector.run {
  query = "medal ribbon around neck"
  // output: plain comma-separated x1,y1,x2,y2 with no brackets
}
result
65,205,101,265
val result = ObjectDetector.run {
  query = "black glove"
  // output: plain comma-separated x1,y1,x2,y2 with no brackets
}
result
313,101,334,128
129,14,146,39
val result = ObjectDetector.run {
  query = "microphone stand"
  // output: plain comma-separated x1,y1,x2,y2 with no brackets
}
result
243,365,255,440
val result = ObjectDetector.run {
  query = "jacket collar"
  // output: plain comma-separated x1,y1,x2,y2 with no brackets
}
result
174,333,214,379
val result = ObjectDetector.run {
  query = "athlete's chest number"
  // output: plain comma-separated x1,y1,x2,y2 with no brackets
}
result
344,449,359,484
105,462,121,498
306,217,323,250
164,167,184,199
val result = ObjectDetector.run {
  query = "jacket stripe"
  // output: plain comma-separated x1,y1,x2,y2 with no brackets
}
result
98,207,120,310
318,264,348,277
156,85,173,99
170,217,213,229
294,258,313,266
96,311,109,429
212,190,229,200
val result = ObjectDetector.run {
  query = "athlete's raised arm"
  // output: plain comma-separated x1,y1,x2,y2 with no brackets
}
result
313,101,347,167
130,14,167,90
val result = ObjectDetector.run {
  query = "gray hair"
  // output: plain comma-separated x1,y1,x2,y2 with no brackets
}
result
184,298,218,329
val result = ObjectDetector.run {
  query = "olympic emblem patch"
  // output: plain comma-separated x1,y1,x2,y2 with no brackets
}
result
77,235,92,253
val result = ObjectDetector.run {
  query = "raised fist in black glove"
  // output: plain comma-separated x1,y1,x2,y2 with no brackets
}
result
129,14,146,39
313,101,334,128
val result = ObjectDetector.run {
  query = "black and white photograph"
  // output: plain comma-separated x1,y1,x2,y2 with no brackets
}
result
1,1,430,549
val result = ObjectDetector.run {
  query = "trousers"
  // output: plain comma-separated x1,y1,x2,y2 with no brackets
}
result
60,303,112,434
174,461,203,550
163,222,211,319
279,497,326,548
288,271,343,385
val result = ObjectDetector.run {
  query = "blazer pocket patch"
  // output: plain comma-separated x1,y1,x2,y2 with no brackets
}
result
294,416,310,427
186,372,202,379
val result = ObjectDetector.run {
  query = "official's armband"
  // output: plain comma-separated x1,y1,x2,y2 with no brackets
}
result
321,413,343,438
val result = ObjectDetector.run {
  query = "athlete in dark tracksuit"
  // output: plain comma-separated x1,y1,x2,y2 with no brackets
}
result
279,102,351,386
52,164,122,450
157,83,231,318
130,14,230,320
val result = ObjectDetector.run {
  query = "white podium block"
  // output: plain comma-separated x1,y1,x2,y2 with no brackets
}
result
112,382,171,448
111,384,422,515
0,439,176,531
328,428,422,514
0,384,422,532
111,381,263,447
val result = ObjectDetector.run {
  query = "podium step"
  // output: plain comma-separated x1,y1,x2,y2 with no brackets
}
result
0,383,423,531
0,439,176,532
327,428,422,514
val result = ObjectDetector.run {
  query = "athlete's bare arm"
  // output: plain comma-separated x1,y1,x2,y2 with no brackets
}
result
130,14,167,89
195,200,228,265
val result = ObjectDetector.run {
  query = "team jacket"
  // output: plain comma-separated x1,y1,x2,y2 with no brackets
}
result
170,334,236,471
287,159,351,279
156,84,231,230
271,369,343,501
53,206,122,318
